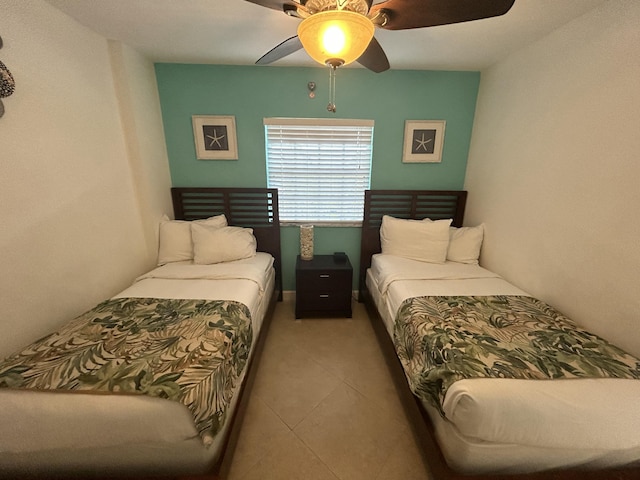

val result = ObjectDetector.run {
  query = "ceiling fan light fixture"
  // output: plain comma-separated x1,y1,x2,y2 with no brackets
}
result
297,10,374,67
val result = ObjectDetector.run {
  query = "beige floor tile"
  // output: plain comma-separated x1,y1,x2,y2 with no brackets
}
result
268,303,369,352
375,430,432,480
293,382,406,480
342,362,409,426
252,325,342,428
228,298,430,480
280,304,380,375
239,430,340,480
291,303,409,425
226,395,292,480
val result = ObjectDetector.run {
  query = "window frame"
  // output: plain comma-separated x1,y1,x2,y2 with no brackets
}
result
264,117,374,227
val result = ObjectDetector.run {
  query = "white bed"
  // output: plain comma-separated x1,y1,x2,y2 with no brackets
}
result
0,253,275,478
359,189,640,479
0,187,283,478
366,254,640,474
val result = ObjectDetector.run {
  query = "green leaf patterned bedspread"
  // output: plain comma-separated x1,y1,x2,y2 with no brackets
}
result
394,295,640,416
0,297,253,445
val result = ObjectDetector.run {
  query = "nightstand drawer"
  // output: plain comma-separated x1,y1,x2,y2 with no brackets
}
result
296,269,351,290
296,290,352,310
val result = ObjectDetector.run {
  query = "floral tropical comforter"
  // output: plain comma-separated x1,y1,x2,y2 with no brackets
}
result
0,297,252,446
394,295,640,416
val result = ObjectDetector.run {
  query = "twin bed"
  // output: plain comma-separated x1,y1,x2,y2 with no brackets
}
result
0,187,281,478
1,187,639,479
359,190,640,479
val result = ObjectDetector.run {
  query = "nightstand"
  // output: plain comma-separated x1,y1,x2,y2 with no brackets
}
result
295,254,353,319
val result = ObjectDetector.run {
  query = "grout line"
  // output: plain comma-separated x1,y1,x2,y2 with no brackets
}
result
238,297,426,480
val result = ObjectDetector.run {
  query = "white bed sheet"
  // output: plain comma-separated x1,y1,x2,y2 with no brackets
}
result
116,252,275,331
369,254,528,336
0,253,275,476
366,254,640,474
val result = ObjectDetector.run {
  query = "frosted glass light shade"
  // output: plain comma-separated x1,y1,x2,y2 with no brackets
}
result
297,10,374,67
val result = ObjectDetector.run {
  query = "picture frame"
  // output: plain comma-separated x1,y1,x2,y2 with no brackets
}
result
402,120,446,163
192,115,238,160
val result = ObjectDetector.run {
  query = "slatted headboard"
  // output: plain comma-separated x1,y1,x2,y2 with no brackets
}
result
358,189,467,299
171,187,282,299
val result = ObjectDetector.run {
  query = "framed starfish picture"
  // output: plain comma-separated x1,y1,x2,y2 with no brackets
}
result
192,115,238,160
402,120,446,163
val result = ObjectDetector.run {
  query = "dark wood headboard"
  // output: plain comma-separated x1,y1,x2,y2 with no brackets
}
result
171,187,282,299
358,189,467,299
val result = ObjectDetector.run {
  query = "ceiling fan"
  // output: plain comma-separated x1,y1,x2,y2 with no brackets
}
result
245,0,516,73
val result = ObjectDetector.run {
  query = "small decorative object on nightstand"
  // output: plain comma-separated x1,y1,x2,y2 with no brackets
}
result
299,224,314,260
295,254,352,319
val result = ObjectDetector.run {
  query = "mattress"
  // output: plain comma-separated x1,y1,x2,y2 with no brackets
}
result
366,254,640,474
0,253,275,477
368,254,528,336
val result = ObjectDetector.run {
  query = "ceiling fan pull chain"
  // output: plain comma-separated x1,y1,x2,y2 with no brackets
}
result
327,64,337,113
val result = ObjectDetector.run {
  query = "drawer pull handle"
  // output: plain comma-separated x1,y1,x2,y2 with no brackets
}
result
319,274,330,278
319,294,330,298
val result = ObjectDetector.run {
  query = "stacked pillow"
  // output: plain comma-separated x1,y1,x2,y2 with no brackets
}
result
157,214,256,265
191,223,257,265
380,215,484,264
446,223,485,264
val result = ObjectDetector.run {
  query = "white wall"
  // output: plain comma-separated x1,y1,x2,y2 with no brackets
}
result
108,41,174,258
0,0,172,359
465,0,640,356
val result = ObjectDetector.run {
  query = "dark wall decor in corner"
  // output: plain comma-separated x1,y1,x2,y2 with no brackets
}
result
0,35,17,118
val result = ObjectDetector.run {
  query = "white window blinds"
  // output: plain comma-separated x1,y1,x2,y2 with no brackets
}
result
264,118,374,225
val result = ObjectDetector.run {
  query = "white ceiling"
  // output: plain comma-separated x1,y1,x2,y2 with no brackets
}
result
45,0,606,71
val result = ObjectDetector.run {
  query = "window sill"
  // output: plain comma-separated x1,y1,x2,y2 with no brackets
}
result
281,221,362,228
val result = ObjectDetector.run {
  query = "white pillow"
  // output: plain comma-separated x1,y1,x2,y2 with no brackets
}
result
380,215,452,264
447,224,484,264
157,214,227,265
192,224,257,264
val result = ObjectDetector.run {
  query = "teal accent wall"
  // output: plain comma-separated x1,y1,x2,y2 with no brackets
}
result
155,64,480,290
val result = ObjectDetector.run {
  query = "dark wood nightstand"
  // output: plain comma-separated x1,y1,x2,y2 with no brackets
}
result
295,254,353,319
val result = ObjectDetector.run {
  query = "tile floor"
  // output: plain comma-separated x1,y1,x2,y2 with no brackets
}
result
227,296,431,480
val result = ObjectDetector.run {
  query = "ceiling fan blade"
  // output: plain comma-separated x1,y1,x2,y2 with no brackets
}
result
357,37,390,73
244,0,299,12
371,0,515,30
256,36,304,65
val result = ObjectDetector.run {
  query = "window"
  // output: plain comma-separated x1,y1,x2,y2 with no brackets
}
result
265,118,374,225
